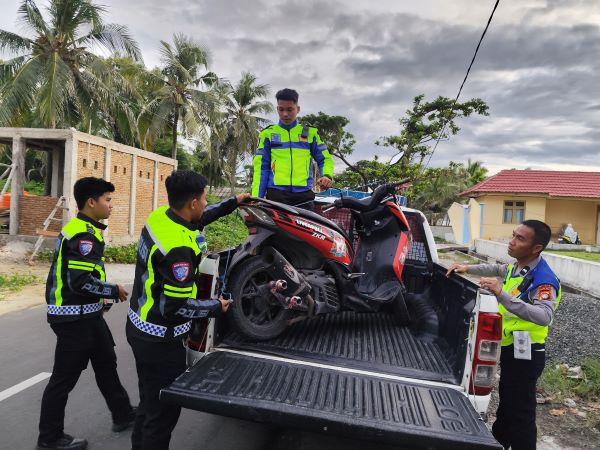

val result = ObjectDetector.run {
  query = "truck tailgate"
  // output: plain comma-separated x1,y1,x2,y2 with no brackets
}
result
161,351,501,450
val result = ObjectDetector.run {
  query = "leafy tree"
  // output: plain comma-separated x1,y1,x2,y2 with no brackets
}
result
220,72,272,193
0,0,141,138
465,158,488,185
140,34,218,159
299,112,365,184
376,94,489,166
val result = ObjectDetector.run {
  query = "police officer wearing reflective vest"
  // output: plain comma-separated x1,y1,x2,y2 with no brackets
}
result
447,220,561,450
38,177,135,450
127,170,248,450
252,88,334,208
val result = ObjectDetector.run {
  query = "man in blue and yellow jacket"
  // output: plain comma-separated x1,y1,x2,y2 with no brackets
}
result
252,88,334,208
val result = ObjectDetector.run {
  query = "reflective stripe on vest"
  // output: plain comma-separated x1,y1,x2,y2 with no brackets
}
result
128,308,191,338
499,262,562,346
48,302,103,316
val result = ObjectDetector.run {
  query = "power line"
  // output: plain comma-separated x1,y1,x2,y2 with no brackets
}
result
423,0,501,169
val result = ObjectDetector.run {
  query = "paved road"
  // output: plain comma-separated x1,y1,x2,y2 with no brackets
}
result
0,301,405,450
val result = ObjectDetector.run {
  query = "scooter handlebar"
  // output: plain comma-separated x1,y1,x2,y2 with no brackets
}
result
333,179,410,211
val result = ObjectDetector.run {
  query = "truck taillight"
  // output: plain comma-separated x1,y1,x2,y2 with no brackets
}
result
469,312,502,396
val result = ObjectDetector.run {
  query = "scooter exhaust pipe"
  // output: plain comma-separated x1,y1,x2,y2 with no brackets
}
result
262,247,311,298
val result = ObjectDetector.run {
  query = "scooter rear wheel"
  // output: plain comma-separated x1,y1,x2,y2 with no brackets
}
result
228,256,292,341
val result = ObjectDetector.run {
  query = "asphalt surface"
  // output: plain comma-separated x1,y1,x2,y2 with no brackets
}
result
0,300,409,450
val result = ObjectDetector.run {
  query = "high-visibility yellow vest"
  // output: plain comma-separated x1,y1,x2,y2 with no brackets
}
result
499,258,561,346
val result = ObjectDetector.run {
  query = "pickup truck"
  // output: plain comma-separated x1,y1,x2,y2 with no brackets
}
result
160,204,503,450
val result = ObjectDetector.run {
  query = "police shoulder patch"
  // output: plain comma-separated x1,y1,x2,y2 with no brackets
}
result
538,284,553,301
172,262,191,282
79,240,93,256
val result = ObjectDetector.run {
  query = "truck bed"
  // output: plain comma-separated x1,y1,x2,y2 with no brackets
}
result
221,311,457,384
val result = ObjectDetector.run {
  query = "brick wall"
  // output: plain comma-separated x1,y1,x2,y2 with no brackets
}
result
135,157,155,234
107,150,132,236
77,142,105,178
158,162,172,207
18,196,62,236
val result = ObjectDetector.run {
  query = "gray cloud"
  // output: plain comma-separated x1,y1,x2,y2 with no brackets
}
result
1,0,599,172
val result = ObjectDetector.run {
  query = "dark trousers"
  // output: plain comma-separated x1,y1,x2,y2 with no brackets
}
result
38,316,132,443
127,330,186,450
492,344,546,450
266,188,315,210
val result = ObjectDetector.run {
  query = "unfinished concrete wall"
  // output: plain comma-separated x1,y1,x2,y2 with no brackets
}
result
18,195,62,236
134,156,155,234
0,128,176,240
77,142,106,179
107,150,133,237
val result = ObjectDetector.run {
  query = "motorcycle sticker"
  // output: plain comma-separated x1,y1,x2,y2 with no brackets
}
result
331,235,347,257
295,218,324,235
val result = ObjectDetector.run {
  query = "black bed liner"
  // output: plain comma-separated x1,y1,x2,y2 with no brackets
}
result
221,311,456,383
162,351,501,450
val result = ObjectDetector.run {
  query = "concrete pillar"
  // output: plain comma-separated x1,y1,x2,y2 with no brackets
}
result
462,204,470,245
479,202,485,241
51,146,60,197
129,154,137,236
8,136,25,235
103,147,112,236
152,160,159,210
63,136,79,221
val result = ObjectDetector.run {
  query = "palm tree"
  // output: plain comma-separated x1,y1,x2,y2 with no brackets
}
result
465,158,488,185
220,72,272,192
139,34,218,159
0,0,142,137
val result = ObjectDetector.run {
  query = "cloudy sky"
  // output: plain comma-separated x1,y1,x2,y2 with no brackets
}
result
1,0,599,174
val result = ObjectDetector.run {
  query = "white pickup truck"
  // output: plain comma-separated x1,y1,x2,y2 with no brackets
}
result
161,205,502,449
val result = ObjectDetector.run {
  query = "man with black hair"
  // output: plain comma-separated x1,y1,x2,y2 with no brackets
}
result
447,220,561,450
38,177,135,450
127,170,249,450
252,88,334,208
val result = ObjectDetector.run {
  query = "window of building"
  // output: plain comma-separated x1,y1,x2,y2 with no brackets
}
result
123,167,127,175
114,165,118,173
94,161,98,169
503,200,525,224
82,159,87,168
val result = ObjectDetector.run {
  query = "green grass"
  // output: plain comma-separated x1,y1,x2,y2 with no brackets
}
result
0,273,40,300
539,359,600,402
545,250,600,263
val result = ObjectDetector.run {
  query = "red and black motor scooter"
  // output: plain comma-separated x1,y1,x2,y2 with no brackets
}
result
224,179,413,341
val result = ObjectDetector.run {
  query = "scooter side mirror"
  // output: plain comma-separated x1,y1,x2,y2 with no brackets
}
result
389,151,405,166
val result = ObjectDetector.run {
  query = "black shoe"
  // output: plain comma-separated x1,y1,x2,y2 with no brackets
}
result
37,434,87,450
112,406,137,432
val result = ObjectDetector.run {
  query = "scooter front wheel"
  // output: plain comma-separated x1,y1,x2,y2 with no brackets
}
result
228,256,293,341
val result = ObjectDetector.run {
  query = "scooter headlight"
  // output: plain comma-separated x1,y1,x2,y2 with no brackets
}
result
239,206,275,225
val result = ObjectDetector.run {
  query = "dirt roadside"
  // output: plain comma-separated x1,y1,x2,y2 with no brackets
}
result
0,260,49,315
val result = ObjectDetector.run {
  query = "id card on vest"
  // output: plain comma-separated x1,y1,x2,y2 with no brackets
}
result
513,330,532,360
